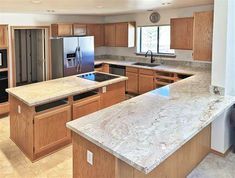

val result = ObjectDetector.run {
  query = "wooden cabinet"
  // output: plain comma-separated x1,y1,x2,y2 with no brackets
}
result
0,25,8,48
193,11,213,61
100,82,126,109
0,102,9,115
73,24,87,36
105,24,116,47
73,95,100,120
102,64,110,73
115,22,135,47
138,69,155,94
51,24,73,37
87,24,105,47
34,105,71,154
170,17,194,50
126,67,139,94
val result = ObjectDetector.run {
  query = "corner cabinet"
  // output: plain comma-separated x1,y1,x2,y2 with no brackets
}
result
193,11,213,61
170,17,194,50
34,106,71,154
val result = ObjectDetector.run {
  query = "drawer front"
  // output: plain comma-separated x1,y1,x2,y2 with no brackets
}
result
126,67,138,73
73,95,100,120
139,69,155,75
34,105,71,154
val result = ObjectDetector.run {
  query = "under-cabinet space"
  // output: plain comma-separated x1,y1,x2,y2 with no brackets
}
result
35,98,68,113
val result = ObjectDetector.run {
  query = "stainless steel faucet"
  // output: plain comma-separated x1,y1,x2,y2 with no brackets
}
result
145,50,155,63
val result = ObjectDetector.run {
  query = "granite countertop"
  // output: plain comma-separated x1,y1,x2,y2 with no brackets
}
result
67,60,235,174
6,72,128,106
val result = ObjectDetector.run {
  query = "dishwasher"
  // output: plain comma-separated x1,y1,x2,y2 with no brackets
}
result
109,64,126,76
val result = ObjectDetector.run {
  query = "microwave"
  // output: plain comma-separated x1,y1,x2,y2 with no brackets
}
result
0,49,7,68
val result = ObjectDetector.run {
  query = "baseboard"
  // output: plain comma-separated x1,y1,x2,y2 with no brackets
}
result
211,146,233,157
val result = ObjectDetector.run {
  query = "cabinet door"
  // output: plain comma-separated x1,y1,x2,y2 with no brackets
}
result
73,95,100,120
51,24,73,37
73,24,87,36
0,25,8,48
193,11,213,61
126,71,138,94
170,17,194,50
87,24,105,47
138,74,155,94
34,105,71,154
104,24,116,47
102,64,110,73
115,23,128,47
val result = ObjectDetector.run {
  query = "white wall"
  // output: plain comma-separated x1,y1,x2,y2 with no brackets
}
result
96,5,214,61
211,0,228,88
0,13,104,25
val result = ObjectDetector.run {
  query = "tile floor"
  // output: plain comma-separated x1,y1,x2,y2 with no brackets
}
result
0,116,234,178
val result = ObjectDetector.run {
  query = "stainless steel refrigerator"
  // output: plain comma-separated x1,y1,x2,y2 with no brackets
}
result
51,36,94,79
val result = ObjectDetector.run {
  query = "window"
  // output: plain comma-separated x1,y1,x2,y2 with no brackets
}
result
137,25,175,55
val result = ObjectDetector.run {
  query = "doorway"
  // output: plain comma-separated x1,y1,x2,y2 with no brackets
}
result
11,26,50,87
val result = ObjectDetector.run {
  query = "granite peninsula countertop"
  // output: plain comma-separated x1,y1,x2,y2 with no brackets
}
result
6,72,127,106
67,60,235,174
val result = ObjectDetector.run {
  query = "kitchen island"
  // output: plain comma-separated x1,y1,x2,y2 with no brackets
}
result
6,72,127,161
67,62,235,178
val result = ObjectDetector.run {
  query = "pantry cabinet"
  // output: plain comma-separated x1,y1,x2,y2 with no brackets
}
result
0,25,8,48
193,11,213,61
170,17,194,50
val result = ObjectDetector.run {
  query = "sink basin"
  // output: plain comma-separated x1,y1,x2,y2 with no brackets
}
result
132,62,160,67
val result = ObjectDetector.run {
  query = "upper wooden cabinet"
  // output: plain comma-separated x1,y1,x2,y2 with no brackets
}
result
51,24,73,37
104,23,116,47
0,25,8,48
115,22,136,47
87,24,105,47
170,17,194,50
73,24,87,36
193,11,213,61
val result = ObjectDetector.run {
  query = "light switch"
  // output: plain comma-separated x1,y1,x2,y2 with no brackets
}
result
87,150,93,165
102,86,107,93
18,105,21,114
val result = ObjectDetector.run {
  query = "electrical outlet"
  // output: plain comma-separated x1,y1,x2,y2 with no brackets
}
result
102,86,107,93
18,105,21,114
87,150,93,165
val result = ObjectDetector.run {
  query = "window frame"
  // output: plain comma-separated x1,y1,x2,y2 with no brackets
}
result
137,24,175,57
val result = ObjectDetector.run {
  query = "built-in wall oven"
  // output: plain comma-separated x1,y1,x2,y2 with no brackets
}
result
0,49,7,69
0,71,8,103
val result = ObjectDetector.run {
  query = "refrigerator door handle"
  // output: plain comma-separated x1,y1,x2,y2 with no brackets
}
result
79,49,82,73
75,47,81,73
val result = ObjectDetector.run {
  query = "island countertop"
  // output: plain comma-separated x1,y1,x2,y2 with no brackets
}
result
67,61,235,174
6,72,128,106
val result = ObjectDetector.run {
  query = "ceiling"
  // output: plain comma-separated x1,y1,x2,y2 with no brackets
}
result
0,0,213,15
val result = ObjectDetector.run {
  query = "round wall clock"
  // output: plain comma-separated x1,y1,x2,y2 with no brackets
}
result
149,12,161,23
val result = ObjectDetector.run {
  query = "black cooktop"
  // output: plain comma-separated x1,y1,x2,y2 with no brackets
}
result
78,72,119,82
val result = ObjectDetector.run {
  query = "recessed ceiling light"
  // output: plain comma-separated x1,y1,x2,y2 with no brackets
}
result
47,9,55,13
96,5,104,9
31,0,41,4
162,2,172,6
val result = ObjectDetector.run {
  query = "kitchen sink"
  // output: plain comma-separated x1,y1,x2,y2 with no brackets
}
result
132,62,160,67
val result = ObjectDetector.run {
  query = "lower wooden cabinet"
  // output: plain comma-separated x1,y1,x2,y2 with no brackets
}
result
126,71,138,94
0,102,9,116
102,64,110,73
138,74,155,94
34,106,71,154
73,95,100,120
100,82,126,109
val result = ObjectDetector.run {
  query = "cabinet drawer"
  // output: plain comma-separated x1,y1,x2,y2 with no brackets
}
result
34,105,71,154
73,95,100,120
139,69,155,75
126,67,138,73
